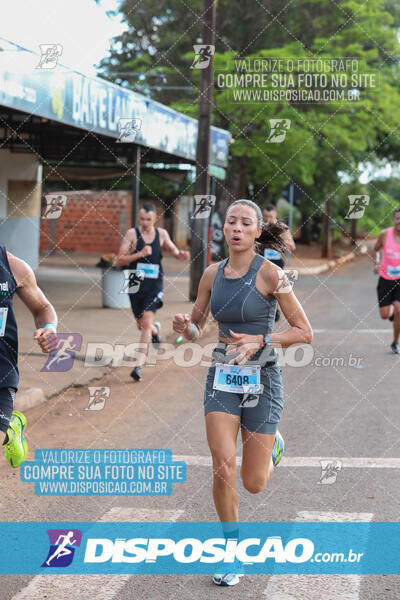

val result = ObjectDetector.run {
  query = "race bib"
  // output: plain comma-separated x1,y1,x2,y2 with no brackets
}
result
264,248,281,260
387,265,400,278
136,262,160,279
213,364,261,394
0,307,8,337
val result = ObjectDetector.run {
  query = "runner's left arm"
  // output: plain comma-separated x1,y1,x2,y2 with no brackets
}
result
268,267,312,347
160,229,190,260
7,253,57,353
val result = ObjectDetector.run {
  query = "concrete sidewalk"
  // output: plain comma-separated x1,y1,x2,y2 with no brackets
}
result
14,254,193,410
13,244,368,410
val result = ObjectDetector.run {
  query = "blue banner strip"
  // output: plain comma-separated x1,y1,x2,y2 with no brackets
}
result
0,522,399,574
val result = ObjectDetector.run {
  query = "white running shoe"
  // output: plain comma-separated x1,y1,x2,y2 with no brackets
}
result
212,572,244,586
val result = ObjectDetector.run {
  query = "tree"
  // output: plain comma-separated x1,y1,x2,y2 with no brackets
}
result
97,0,400,249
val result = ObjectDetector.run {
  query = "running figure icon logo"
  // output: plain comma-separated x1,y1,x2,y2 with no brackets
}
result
318,460,342,484
41,334,82,372
86,386,110,411
192,195,216,219
117,118,142,143
345,195,370,219
190,45,215,69
266,119,291,143
120,270,145,294
41,529,82,567
36,44,63,70
42,194,67,219
274,269,299,294
239,384,264,408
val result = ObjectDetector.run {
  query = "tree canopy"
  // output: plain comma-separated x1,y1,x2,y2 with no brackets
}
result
97,0,400,241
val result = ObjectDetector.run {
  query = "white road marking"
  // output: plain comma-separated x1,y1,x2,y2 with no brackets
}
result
11,508,184,600
313,329,391,334
174,454,400,468
263,511,373,600
296,511,373,522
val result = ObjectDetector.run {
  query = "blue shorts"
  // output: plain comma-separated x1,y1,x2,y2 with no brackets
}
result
204,344,284,434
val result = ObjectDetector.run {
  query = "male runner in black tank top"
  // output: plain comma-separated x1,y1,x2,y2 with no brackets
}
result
115,202,189,381
0,246,57,467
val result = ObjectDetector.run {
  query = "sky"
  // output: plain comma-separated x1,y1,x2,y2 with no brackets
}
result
0,0,126,77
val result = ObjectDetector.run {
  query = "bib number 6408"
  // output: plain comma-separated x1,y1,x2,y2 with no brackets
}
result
226,374,249,385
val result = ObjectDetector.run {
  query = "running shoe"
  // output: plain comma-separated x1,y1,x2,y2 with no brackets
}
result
212,573,244,586
3,411,28,468
151,322,162,348
130,366,142,381
272,429,285,466
390,342,400,354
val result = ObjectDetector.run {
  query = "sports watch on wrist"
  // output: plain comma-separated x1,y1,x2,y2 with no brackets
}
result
262,334,273,347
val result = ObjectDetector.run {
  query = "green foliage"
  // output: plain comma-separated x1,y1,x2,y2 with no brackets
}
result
97,0,400,241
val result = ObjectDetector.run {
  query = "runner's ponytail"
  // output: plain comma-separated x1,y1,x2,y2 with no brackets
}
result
256,220,289,255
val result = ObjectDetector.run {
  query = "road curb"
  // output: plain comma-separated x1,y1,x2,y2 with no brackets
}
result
297,243,368,275
15,368,110,412
14,387,46,412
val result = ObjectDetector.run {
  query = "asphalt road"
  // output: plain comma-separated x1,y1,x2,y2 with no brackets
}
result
1,254,399,599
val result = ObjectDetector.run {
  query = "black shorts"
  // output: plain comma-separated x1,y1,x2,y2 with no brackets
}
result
269,257,285,269
129,290,164,320
0,387,16,433
377,276,400,307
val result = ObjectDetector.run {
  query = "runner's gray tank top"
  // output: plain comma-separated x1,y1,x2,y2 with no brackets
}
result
210,253,277,338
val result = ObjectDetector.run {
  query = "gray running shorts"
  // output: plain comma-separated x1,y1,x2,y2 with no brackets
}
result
204,344,284,434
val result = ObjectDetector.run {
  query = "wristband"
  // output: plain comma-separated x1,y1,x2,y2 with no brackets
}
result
188,322,199,340
43,323,57,334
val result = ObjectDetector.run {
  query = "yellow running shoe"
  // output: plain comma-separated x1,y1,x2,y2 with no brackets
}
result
3,411,28,468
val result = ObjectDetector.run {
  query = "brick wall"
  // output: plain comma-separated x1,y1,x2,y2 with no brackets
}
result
40,191,166,254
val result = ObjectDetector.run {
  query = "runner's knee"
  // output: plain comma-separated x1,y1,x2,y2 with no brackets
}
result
137,316,153,330
211,452,236,485
241,470,268,494
380,307,391,319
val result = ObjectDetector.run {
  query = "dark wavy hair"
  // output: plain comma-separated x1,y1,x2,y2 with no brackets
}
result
228,199,288,255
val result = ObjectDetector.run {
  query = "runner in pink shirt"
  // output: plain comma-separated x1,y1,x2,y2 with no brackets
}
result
373,208,400,353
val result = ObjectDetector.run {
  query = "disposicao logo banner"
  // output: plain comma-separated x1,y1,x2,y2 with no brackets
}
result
0,522,399,574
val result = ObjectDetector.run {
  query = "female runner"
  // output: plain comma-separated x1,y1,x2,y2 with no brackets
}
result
173,199,313,586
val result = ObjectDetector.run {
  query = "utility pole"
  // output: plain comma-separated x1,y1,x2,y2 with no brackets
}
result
350,217,357,246
131,144,141,227
322,194,332,258
288,181,294,266
189,0,216,301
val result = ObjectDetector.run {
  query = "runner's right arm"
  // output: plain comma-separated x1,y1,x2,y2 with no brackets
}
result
172,264,217,340
7,252,57,353
114,229,150,267
373,230,385,274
